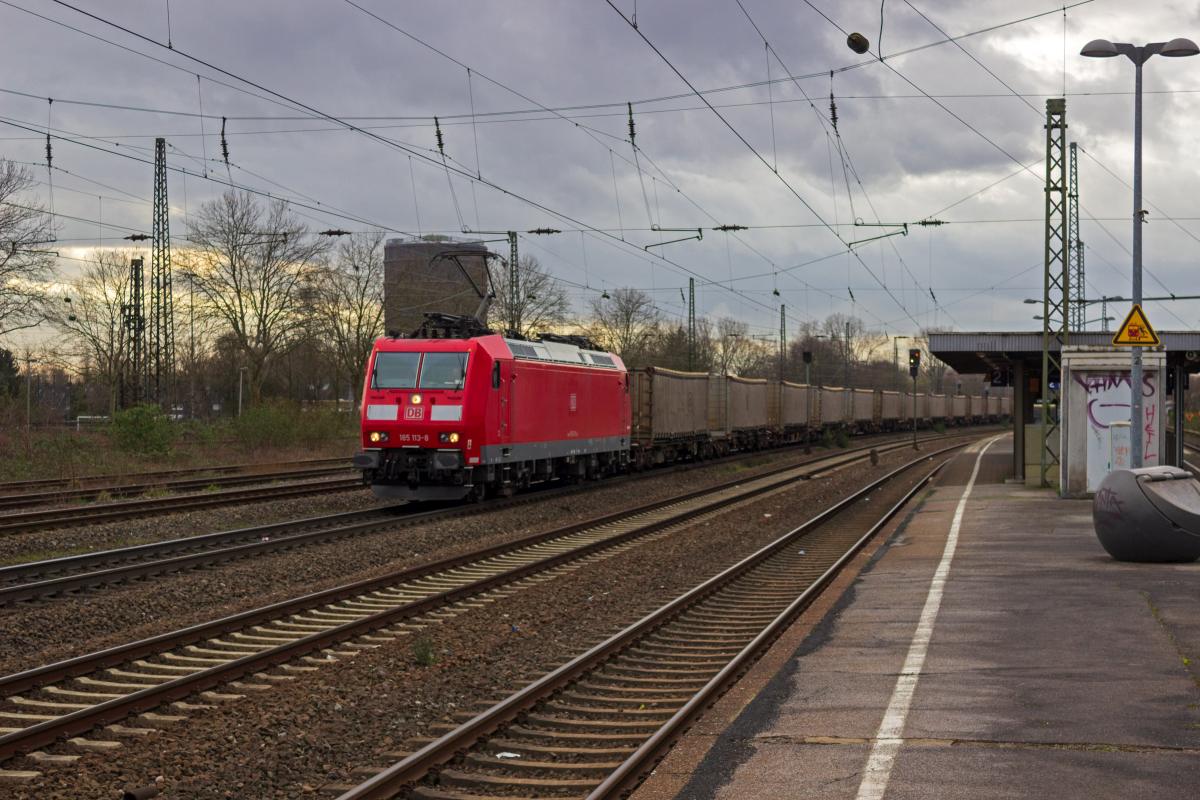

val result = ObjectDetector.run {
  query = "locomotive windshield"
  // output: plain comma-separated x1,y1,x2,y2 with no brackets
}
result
372,352,420,389
419,352,469,390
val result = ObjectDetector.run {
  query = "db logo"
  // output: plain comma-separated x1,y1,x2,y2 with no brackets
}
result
404,406,424,421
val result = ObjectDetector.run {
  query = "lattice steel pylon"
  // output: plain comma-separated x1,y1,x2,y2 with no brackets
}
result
121,256,145,407
148,137,175,409
1067,141,1086,332
1040,99,1070,489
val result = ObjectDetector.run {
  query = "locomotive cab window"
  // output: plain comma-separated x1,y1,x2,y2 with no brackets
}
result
372,352,420,389
419,352,469,390
492,362,501,389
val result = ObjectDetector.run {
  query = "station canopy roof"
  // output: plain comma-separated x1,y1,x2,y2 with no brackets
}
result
928,331,1200,375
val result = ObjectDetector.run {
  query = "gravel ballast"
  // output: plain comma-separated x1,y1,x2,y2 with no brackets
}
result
6,439,977,799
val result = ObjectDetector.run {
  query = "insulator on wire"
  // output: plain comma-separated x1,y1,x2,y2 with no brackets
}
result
45,97,53,169
829,72,839,133
220,117,230,165
434,116,446,156
627,102,636,146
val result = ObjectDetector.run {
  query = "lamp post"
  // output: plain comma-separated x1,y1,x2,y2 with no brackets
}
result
1081,36,1199,468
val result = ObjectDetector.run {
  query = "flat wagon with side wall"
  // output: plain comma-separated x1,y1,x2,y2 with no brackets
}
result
880,390,903,428
928,393,948,424
950,393,969,424
850,388,877,431
709,375,771,451
819,386,849,427
773,380,816,436
630,367,710,466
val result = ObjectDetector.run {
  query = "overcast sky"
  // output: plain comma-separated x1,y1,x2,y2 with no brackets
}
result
4,0,1200,344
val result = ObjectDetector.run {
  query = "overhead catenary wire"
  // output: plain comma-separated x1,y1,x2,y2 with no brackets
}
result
194,75,208,178
800,0,1187,327
0,0,1099,131
337,0,961,326
36,0,784,318
606,1,921,327
895,0,1192,326
44,97,54,223
15,0,1135,332
0,4,1110,331
732,0,955,327
0,115,419,239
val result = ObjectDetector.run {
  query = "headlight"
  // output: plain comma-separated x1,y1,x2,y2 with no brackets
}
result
439,432,460,444
368,431,388,443
410,393,422,404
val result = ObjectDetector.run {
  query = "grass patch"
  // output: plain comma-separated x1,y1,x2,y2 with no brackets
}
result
411,635,437,667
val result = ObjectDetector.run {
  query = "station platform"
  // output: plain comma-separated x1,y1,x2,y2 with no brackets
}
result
633,434,1200,800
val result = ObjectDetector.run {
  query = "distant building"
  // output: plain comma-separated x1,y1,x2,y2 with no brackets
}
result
383,238,493,336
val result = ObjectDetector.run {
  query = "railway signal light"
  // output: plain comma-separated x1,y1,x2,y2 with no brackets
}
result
908,348,921,378
802,351,813,364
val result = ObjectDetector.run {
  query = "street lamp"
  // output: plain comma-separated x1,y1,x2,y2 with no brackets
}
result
1081,36,1199,468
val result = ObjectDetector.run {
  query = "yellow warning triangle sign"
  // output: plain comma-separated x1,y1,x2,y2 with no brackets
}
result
1112,304,1160,346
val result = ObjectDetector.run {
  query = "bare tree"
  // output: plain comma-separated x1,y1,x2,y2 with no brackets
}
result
713,317,771,376
643,318,707,372
45,250,133,414
313,231,385,404
588,287,661,366
0,161,54,339
820,313,887,387
182,191,329,403
488,255,571,338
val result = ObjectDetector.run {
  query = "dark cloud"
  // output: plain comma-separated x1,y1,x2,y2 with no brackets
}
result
2,0,1199,342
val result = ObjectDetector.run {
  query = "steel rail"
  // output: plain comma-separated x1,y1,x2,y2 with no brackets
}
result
329,441,973,800
0,457,348,494
0,431,980,604
0,478,364,536
0,465,352,511
0,437,941,761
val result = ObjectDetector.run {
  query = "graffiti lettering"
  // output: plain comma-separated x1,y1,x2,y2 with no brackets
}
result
1094,486,1125,519
1081,369,1160,491
1144,403,1158,463
1073,371,1157,398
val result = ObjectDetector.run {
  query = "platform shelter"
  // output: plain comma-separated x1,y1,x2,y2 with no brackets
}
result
928,331,1200,496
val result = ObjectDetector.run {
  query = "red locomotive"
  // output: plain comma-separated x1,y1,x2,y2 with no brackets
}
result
353,291,1013,502
353,329,630,501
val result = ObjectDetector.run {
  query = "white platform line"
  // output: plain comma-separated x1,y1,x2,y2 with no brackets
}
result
853,436,1000,800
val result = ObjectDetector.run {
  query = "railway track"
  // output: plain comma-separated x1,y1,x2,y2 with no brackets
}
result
0,457,348,495
0,431,980,605
328,437,988,800
0,434,972,765
0,465,353,512
0,476,364,536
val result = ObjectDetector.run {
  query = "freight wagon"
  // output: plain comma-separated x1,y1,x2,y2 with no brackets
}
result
356,329,1011,501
